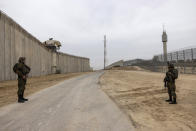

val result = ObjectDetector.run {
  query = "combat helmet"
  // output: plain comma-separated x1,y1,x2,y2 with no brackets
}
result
18,57,26,63
168,63,174,69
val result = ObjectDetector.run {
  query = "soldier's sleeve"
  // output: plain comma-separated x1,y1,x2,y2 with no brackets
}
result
24,64,31,74
164,72,167,82
164,76,166,82
26,65,31,72
171,72,175,79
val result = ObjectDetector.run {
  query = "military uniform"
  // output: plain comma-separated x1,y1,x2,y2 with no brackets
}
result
164,63,177,104
13,57,30,103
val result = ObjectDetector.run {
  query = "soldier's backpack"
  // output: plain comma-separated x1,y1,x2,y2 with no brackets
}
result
13,63,18,73
172,69,178,79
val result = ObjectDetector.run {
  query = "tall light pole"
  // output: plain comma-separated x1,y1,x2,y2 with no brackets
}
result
104,35,106,69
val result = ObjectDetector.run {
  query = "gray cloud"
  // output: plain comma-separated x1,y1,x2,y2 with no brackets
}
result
0,0,196,69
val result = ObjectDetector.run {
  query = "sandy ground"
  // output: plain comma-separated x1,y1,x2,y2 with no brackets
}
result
100,70,196,131
0,72,87,107
109,66,148,71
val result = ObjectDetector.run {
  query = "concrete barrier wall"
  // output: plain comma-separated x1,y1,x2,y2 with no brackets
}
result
0,11,90,81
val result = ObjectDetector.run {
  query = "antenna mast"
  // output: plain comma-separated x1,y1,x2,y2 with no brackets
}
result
162,24,165,32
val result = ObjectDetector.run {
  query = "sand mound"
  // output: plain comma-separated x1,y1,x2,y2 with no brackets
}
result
110,66,148,71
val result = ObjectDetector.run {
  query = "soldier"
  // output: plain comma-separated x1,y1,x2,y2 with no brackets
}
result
164,63,178,104
13,57,31,103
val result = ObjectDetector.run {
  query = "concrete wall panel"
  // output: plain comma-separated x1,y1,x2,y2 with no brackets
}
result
0,13,5,81
31,40,36,77
0,11,90,81
0,13,5,80
14,28,20,63
27,38,33,77
21,31,25,57
4,18,11,80
10,24,16,80
34,43,40,76
35,43,39,76
24,35,29,69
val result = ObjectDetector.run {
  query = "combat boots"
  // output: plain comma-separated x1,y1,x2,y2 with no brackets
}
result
21,93,28,101
18,95,25,103
169,98,177,104
165,95,172,102
22,98,28,101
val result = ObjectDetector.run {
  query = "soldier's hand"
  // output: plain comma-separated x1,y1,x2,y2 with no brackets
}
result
166,72,171,76
23,75,26,79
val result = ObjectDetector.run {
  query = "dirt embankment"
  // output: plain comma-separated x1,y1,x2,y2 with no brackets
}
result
100,70,196,131
0,72,87,107
109,66,148,71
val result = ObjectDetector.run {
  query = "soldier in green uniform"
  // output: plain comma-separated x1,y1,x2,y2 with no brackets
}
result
13,57,31,103
164,63,178,104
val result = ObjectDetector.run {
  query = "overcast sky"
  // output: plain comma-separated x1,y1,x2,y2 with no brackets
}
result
0,0,196,69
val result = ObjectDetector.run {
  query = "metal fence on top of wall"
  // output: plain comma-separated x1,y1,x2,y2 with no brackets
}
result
152,48,196,74
155,48,196,62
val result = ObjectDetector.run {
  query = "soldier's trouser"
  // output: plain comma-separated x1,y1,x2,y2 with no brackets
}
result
17,79,26,97
167,82,176,99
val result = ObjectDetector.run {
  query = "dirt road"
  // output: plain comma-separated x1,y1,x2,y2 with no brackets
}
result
0,73,87,107
0,72,134,131
100,70,196,131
